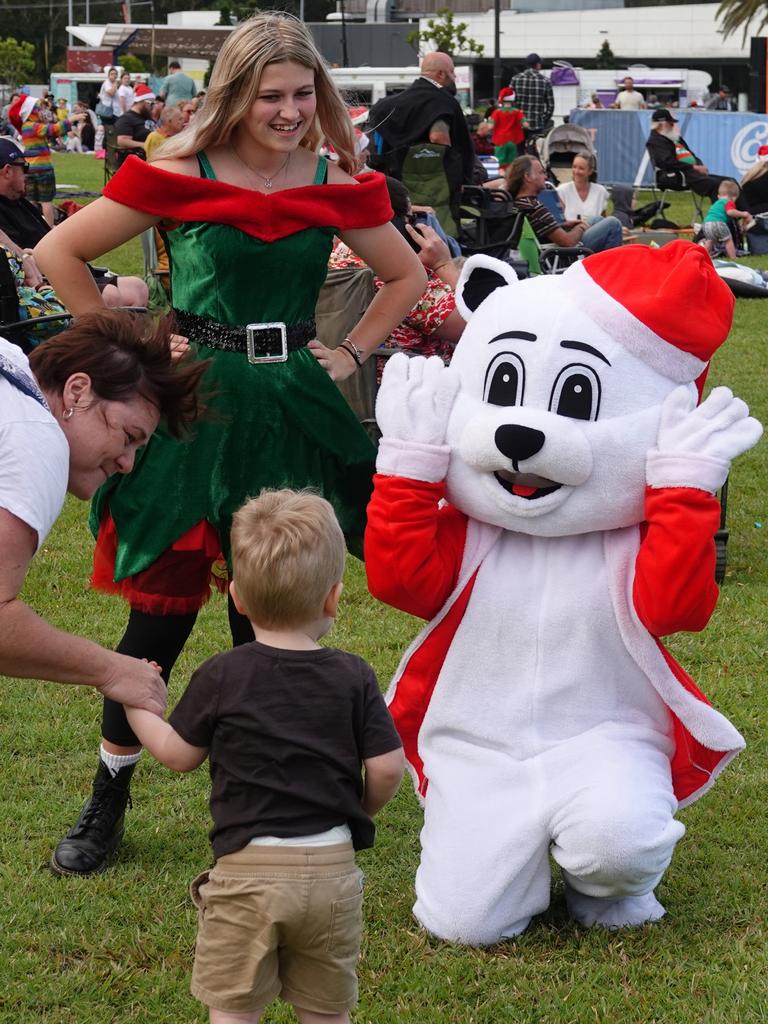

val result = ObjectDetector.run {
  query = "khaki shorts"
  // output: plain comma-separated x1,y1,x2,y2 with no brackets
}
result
190,842,363,1015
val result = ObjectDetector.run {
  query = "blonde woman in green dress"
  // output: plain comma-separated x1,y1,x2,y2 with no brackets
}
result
35,12,425,879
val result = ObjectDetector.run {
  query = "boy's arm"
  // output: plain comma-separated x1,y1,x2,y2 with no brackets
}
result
362,748,405,816
125,706,208,773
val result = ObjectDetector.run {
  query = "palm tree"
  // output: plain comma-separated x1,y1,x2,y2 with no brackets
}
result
717,0,767,41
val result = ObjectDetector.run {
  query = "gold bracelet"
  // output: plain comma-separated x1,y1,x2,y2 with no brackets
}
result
431,260,452,272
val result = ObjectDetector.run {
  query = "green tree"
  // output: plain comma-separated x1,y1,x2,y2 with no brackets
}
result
0,36,35,89
595,39,616,69
407,8,485,58
120,54,146,74
716,0,767,40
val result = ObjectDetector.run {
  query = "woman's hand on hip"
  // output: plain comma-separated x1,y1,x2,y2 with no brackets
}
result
307,339,358,382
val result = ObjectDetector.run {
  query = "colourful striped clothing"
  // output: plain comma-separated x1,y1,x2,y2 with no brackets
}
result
20,118,70,169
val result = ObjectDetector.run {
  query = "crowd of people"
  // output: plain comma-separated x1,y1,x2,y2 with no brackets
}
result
0,19,765,1022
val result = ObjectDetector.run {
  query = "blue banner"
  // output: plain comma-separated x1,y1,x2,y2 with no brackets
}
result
567,110,768,187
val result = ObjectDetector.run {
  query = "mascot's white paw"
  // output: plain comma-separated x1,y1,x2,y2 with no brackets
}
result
376,353,459,448
565,885,666,929
647,385,763,493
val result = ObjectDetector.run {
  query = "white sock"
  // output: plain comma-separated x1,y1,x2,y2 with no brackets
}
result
100,744,141,778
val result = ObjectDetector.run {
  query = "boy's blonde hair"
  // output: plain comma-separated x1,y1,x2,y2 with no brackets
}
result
157,12,357,173
231,489,346,628
718,179,740,199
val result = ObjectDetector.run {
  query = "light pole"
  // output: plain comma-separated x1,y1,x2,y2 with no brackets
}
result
340,0,349,67
493,0,501,100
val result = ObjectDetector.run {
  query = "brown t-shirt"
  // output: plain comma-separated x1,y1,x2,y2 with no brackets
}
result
169,641,402,858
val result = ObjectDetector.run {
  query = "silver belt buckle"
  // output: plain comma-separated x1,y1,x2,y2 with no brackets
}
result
246,322,288,364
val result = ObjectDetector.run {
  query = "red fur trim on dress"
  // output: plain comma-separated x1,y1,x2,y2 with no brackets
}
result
103,156,394,240
91,514,226,615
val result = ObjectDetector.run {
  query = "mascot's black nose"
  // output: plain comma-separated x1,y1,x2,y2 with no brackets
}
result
495,424,545,462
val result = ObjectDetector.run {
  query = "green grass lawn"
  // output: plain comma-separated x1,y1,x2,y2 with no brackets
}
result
0,154,766,1023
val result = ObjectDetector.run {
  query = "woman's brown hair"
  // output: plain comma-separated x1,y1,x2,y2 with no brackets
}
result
29,311,208,438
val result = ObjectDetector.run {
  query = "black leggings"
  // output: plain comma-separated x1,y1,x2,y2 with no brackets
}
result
101,595,255,746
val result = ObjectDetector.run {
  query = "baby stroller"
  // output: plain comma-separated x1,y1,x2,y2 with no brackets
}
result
536,124,596,185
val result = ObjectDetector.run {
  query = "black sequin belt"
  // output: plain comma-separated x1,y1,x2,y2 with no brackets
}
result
173,308,316,364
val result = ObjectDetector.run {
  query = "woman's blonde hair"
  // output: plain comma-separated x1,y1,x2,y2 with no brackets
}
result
741,161,768,186
230,489,346,629
158,12,357,173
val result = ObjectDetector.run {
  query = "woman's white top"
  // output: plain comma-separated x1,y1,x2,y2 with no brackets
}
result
556,181,609,220
98,79,121,117
0,338,68,550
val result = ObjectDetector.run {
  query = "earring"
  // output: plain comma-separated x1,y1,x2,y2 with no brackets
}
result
63,407,74,421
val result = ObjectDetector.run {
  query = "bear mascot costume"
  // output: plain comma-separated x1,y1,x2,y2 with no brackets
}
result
365,242,762,944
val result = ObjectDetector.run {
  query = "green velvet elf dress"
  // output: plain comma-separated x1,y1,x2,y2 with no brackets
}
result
91,154,392,612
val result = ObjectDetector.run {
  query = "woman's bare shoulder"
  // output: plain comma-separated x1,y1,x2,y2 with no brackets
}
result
325,160,359,186
151,155,201,177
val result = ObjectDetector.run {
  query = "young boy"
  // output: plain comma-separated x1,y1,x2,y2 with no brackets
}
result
125,490,405,1024
699,179,755,258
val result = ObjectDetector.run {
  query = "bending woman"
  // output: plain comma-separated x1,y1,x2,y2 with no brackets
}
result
0,312,204,712
35,12,425,877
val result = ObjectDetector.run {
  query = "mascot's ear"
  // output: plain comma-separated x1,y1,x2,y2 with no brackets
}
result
456,255,519,321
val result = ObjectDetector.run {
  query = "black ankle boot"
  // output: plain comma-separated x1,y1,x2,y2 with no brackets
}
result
50,760,136,876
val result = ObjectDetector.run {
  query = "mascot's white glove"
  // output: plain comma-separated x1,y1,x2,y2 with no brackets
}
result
647,386,763,493
375,353,460,482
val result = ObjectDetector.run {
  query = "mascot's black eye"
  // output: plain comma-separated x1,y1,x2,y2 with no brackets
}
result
484,352,525,407
549,365,601,421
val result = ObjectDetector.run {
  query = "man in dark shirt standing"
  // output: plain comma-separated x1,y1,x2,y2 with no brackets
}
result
369,52,475,185
114,83,155,167
511,53,555,145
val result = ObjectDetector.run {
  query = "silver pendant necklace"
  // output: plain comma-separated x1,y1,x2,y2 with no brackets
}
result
234,146,291,190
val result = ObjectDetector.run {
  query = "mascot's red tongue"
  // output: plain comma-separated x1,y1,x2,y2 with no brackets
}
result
512,484,538,497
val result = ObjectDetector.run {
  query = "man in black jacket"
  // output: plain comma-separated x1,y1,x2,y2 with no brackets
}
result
369,52,475,185
646,108,728,203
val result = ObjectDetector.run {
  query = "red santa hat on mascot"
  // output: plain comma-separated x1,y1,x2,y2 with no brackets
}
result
8,94,37,132
561,240,734,389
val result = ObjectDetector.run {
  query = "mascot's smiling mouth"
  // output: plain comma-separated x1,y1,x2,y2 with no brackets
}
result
494,470,563,500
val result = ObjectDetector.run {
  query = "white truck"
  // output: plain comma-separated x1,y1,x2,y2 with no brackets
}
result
545,64,713,122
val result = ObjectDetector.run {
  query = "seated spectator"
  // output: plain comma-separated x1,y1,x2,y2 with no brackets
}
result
646,108,728,203
738,144,768,253
0,138,147,308
0,241,69,347
583,93,604,110
178,99,198,126
144,106,185,163
556,153,609,221
471,118,495,157
73,101,97,151
115,84,155,167
329,176,465,374
506,155,622,252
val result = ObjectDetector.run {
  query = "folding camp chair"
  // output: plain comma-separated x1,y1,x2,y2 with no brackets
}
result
0,250,72,353
103,126,121,185
314,265,379,442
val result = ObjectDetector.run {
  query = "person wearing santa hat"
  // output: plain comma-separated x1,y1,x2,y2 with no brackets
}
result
738,143,768,255
8,94,86,227
366,241,762,943
489,86,527,170
114,83,156,168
